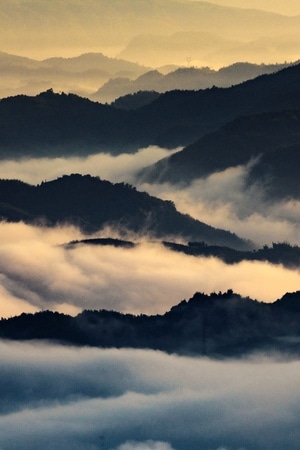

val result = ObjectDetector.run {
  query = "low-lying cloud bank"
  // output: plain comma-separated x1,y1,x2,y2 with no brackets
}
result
0,146,179,186
0,150,298,247
0,221,299,318
0,341,299,450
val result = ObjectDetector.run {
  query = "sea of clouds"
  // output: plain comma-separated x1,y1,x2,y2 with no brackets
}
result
0,341,299,450
0,147,299,318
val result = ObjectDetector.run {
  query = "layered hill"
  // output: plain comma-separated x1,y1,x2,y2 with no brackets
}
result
0,174,248,249
0,51,149,99
138,109,300,201
92,62,290,104
0,290,299,358
1,63,300,157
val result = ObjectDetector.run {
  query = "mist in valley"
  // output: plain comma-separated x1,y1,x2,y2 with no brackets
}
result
0,2,299,449
136,162,300,246
0,218,299,319
0,341,299,450
0,147,298,247
0,143,298,319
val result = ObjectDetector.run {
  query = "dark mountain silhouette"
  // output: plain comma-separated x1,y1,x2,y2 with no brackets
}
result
0,290,299,358
111,91,161,110
0,90,137,157
67,237,136,249
2,63,300,157
92,62,290,104
138,109,300,200
138,62,300,148
0,174,249,249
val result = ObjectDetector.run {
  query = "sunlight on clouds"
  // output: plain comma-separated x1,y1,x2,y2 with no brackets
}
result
0,221,81,245
0,222,299,317
136,164,300,246
0,151,298,247
52,302,82,316
0,282,38,317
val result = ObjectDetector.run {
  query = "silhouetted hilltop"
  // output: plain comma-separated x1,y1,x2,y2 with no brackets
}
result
0,174,248,249
0,290,299,358
111,91,160,110
0,90,136,156
67,237,136,249
1,63,300,156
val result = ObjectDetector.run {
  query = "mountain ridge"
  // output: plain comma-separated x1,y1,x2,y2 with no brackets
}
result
92,61,292,104
0,289,299,358
137,108,300,200
0,174,249,249
0,50,150,99
1,63,300,156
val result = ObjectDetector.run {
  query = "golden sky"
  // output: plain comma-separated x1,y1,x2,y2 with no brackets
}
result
203,0,300,16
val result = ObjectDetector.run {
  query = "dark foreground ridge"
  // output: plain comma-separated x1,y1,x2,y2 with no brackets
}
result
0,290,299,358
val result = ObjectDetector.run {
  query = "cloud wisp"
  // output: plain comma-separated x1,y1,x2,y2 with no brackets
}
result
0,341,299,450
136,163,300,246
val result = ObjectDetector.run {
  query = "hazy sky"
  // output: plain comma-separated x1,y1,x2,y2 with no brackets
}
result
1,0,300,64
197,0,300,16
